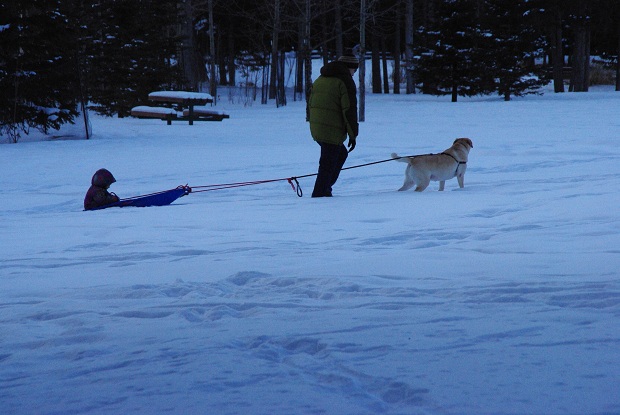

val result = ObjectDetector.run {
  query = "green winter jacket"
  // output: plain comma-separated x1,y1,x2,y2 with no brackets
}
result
307,61,359,145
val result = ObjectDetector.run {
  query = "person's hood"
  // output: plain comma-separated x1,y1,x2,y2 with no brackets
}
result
320,61,351,78
91,168,116,188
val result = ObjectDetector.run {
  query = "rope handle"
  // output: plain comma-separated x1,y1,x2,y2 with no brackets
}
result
177,184,192,195
287,177,303,197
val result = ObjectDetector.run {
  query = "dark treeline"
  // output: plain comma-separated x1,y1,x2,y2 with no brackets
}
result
1,0,619,142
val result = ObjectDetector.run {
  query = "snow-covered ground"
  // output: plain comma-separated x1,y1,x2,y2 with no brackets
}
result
1,85,619,415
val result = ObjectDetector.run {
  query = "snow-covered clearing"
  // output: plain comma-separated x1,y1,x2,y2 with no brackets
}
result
1,86,619,414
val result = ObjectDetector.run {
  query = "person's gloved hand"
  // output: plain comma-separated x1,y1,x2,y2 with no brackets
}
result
347,137,356,153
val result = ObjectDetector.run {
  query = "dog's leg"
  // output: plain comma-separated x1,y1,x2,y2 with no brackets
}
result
398,178,416,191
398,166,416,191
414,178,430,192
457,174,465,188
439,181,445,191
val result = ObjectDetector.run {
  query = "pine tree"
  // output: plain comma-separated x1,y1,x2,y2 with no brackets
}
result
414,0,495,102
483,0,548,101
0,0,80,142
84,0,187,117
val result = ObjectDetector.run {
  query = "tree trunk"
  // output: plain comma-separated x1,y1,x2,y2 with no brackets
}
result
334,0,343,57
584,28,591,92
393,4,401,95
277,52,286,107
381,37,389,94
572,25,588,92
571,2,590,92
617,22,620,91
217,27,227,86
304,0,312,102
180,0,206,91
227,21,235,87
321,2,329,65
269,0,281,100
359,0,366,122
372,33,381,93
262,62,268,104
296,19,304,100
405,0,415,94
451,63,457,102
208,0,217,101
550,5,564,93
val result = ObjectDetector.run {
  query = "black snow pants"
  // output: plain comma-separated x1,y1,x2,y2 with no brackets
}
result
312,142,348,197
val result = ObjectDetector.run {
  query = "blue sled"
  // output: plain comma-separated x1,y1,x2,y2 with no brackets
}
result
91,185,191,210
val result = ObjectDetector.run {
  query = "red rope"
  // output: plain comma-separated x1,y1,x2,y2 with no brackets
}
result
191,178,293,193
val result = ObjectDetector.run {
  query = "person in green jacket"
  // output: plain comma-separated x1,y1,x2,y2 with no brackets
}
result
307,54,359,197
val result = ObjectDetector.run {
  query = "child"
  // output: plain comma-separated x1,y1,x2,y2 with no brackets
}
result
84,168,120,210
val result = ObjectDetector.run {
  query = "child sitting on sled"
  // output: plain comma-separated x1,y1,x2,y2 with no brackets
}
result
84,168,120,210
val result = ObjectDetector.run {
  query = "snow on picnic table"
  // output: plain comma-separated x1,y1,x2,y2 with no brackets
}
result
130,105,177,115
1,87,619,415
148,90,214,102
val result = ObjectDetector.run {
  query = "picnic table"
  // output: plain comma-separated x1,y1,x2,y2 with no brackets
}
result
148,91,214,125
131,91,230,125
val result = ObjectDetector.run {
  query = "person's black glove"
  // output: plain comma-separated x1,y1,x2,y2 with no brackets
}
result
347,137,356,153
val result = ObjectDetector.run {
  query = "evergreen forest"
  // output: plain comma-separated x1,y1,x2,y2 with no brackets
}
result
1,0,619,142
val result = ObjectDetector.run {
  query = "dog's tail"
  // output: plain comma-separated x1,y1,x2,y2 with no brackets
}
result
391,153,409,163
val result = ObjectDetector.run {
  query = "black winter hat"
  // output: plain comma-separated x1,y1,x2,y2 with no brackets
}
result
338,54,359,70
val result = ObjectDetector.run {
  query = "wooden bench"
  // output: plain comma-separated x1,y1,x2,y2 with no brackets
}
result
130,106,178,125
182,106,230,122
